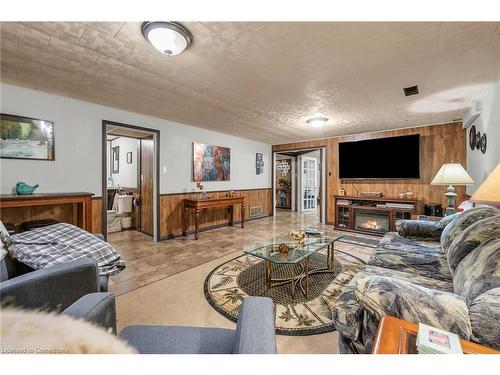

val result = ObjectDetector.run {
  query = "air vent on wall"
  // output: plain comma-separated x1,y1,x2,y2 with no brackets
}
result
403,85,419,96
250,206,262,218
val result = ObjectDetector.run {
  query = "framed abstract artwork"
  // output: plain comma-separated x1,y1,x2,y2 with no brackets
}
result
193,142,230,182
0,113,55,160
256,153,264,175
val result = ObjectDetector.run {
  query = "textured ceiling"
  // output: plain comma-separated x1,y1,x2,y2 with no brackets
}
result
1,22,499,143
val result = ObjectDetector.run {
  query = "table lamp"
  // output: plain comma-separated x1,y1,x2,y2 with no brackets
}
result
470,162,500,207
431,163,474,215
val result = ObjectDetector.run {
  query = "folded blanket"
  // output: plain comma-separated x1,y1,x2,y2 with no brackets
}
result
8,223,126,276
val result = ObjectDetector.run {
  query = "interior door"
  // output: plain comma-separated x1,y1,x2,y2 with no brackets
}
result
301,157,318,211
140,136,154,235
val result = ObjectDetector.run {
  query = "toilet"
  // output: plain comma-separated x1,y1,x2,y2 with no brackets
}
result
107,194,134,233
107,210,123,233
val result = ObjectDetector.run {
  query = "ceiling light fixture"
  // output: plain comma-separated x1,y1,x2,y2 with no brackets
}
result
141,21,192,56
306,117,328,128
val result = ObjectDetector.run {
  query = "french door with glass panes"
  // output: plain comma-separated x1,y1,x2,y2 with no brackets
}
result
301,157,318,211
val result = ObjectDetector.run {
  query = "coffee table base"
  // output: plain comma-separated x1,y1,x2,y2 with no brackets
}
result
264,243,335,299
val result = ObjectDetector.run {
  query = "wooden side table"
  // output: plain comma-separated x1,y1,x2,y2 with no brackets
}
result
372,316,499,354
182,196,245,240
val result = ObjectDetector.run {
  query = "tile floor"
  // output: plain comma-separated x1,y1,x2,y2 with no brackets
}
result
108,209,324,295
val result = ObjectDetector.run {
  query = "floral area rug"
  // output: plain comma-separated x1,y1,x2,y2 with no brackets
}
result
204,245,370,336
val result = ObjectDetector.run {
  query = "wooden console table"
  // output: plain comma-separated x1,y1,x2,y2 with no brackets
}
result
372,316,499,354
0,192,93,232
182,196,245,240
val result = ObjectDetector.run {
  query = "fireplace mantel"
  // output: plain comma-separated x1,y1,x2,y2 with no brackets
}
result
333,195,417,235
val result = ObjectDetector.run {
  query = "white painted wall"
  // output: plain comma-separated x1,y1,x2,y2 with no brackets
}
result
466,75,500,194
0,83,272,195
109,136,138,189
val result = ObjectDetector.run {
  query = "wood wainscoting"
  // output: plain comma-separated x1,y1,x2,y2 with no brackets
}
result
90,188,271,238
273,122,467,224
160,188,272,239
91,197,102,234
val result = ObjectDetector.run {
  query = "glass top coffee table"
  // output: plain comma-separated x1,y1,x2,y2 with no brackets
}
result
243,231,343,299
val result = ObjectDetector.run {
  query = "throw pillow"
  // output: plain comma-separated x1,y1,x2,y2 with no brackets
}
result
354,276,471,339
447,215,500,274
396,220,442,241
440,206,500,254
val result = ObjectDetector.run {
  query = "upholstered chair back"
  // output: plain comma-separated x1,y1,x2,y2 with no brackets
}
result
440,206,499,254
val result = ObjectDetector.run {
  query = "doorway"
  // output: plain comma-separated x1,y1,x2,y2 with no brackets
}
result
301,156,318,212
273,147,327,224
101,121,160,241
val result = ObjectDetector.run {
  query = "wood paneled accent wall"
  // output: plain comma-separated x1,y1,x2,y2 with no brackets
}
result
160,188,272,239
273,122,466,224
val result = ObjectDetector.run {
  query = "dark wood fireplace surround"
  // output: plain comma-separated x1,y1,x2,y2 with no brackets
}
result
334,195,417,236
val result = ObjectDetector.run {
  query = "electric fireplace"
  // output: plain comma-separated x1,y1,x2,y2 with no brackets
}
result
354,209,390,234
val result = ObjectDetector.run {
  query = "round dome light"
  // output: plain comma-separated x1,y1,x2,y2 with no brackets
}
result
306,117,329,128
141,21,192,56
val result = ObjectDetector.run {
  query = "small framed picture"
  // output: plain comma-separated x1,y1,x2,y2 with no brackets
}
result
112,146,119,173
126,152,132,164
256,152,264,175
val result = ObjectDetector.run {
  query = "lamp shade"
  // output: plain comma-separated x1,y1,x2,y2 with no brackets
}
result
431,163,474,185
470,162,500,206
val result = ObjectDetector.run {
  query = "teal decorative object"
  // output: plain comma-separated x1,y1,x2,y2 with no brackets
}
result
15,182,39,195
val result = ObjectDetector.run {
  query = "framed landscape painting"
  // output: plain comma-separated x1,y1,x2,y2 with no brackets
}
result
0,113,55,160
193,142,230,182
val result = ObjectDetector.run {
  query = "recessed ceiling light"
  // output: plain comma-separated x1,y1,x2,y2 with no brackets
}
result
306,117,328,128
141,21,192,56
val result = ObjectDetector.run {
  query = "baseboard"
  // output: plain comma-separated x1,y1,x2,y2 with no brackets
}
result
159,214,271,241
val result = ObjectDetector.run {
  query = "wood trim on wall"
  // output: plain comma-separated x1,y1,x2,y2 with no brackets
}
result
273,122,466,224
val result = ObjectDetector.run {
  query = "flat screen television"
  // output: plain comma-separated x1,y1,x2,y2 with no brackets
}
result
338,134,420,179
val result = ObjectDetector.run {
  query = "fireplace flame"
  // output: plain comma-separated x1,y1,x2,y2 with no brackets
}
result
360,220,383,231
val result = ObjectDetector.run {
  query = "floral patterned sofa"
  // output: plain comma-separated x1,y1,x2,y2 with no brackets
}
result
332,206,500,354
